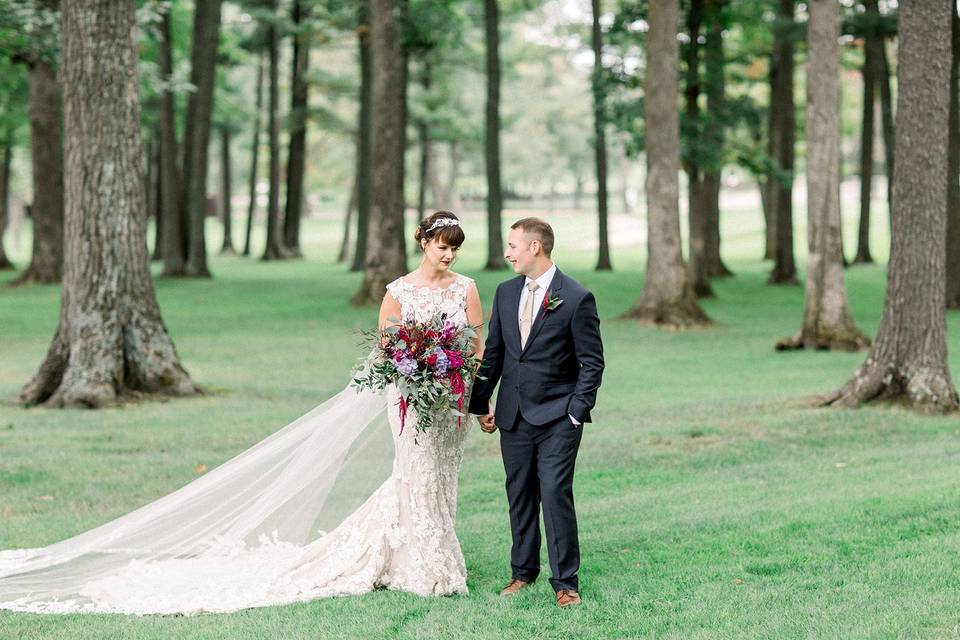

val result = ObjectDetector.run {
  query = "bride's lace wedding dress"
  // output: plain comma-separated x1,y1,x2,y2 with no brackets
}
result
0,274,475,615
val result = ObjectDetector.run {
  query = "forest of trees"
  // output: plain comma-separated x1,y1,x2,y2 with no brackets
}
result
0,0,958,413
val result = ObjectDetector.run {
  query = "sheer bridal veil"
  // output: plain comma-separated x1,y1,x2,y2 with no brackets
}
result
0,381,395,614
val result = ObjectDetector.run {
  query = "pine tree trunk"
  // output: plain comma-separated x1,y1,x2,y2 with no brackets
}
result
243,52,265,257
351,0,373,272
878,32,895,225
0,138,14,270
338,172,357,263
946,2,960,309
351,0,408,305
826,0,958,412
702,0,732,279
684,0,711,297
180,0,221,276
483,0,505,270
282,0,310,259
777,0,869,351
853,0,878,265
416,61,432,221
220,127,236,255
10,0,63,287
20,0,196,408
592,0,611,271
767,0,798,284
853,0,883,264
622,0,710,328
159,7,186,274
262,0,290,261
149,128,164,261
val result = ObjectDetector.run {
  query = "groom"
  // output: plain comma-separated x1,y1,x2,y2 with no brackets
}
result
469,217,604,608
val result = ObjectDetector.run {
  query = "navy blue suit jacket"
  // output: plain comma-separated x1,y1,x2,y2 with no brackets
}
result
468,268,604,429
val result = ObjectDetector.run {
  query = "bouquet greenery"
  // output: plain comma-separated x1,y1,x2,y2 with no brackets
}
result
353,312,482,435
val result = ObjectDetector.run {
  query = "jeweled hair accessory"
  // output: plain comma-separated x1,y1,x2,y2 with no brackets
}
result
425,217,460,234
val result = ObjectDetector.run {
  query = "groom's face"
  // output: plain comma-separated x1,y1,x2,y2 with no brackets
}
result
505,228,538,276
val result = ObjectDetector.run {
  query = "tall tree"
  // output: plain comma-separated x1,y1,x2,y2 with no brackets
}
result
853,0,880,265
0,60,26,271
350,0,373,272
947,1,960,309
219,125,236,255
158,6,186,275
261,0,289,260
415,61,433,221
483,0,505,270
21,0,195,407
701,0,732,278
0,138,13,270
180,0,223,277
777,0,869,351
766,0,797,284
243,51,265,257
825,0,958,412
877,16,895,224
622,0,710,328
282,0,312,258
351,0,408,305
682,0,712,297
10,0,63,287
591,0,611,270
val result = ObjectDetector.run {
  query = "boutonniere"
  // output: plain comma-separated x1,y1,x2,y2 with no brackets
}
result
542,289,564,313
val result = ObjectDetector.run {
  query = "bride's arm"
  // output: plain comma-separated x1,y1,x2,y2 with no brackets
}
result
466,281,484,359
378,291,402,332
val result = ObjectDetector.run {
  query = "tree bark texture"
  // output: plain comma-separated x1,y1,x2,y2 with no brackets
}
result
683,0,711,297
946,2,960,308
282,0,311,258
767,0,797,284
243,52,265,257
220,127,235,254
622,0,710,328
262,0,290,261
853,0,880,264
416,61,432,221
21,0,196,408
592,0,611,270
351,0,408,305
10,0,63,287
158,7,186,274
825,0,958,412
702,0,732,279
483,0,505,270
351,1,373,272
180,0,222,276
777,0,869,351
0,140,14,270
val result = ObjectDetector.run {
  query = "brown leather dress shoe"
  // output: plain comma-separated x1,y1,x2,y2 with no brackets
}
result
499,579,532,596
555,589,581,608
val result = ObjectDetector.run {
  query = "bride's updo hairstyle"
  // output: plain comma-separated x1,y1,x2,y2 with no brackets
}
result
415,211,465,250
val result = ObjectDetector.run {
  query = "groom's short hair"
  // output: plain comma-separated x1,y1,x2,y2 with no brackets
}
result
511,218,554,257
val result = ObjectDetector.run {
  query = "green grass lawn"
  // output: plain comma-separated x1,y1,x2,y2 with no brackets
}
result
1,199,960,639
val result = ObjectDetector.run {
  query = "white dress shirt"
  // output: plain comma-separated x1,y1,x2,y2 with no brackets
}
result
517,262,557,326
516,263,580,427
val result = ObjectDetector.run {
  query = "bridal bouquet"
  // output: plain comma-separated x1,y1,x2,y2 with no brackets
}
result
353,313,481,435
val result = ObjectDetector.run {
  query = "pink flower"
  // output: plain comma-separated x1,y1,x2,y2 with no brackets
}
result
444,350,464,370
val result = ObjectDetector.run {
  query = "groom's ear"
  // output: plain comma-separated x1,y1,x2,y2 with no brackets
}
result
530,239,541,256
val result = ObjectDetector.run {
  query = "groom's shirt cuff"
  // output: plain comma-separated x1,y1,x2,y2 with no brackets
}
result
569,413,581,426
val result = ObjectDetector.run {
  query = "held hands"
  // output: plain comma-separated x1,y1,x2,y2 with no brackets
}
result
476,400,497,433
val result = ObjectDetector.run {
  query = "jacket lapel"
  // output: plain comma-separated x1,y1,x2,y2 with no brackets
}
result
521,268,564,354
506,275,525,350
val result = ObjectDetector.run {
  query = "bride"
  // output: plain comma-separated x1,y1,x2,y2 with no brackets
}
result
0,211,484,615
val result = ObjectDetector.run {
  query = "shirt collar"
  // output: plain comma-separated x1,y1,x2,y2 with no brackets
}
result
525,263,556,291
